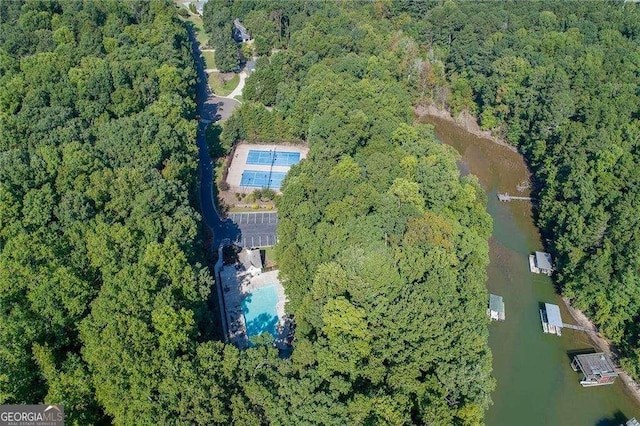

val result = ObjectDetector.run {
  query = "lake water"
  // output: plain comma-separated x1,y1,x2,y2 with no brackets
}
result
422,115,640,426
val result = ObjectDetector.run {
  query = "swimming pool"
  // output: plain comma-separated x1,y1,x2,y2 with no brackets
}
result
242,285,279,338
246,150,301,167
240,170,286,189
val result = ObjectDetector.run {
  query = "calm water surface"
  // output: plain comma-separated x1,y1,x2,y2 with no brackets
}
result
423,116,640,426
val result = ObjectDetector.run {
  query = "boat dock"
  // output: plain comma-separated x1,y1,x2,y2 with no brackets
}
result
540,303,562,336
571,353,619,387
529,251,554,275
497,193,533,202
540,302,591,335
488,294,505,321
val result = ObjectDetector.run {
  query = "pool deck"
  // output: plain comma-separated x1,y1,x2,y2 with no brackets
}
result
219,266,288,348
226,143,309,194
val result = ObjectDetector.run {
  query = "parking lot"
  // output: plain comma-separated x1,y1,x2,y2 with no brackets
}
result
225,212,278,247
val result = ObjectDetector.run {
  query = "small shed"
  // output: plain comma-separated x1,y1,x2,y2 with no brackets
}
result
571,353,618,387
534,251,554,275
239,248,262,276
626,418,640,426
488,294,505,321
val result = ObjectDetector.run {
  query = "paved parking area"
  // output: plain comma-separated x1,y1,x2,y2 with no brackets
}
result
225,212,278,247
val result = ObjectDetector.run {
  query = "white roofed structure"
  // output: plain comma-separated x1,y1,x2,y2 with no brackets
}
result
544,303,562,328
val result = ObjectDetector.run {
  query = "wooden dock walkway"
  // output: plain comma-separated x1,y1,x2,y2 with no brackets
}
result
497,193,533,202
562,323,591,332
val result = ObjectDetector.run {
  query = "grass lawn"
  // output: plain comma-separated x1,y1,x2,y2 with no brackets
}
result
214,158,226,188
188,15,210,47
175,4,210,48
208,72,239,96
263,247,277,266
202,50,216,69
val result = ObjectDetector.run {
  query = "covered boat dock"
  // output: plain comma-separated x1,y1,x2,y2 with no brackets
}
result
488,294,505,321
571,353,619,387
529,251,554,275
540,303,562,336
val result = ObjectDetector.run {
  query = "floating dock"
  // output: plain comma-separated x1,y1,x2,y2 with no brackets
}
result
529,255,540,274
497,192,533,202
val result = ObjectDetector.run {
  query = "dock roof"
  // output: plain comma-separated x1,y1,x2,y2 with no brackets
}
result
574,353,618,377
535,251,553,270
489,294,504,313
544,303,563,328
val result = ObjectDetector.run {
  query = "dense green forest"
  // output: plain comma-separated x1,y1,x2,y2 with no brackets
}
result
24,0,640,424
208,1,495,424
4,0,639,423
382,1,640,378
0,0,495,423
0,0,236,423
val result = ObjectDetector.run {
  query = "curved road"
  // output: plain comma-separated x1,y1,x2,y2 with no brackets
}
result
187,26,277,248
188,26,239,244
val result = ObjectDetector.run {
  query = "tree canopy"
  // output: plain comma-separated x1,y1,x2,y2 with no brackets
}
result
1,0,499,423
0,0,229,423
209,1,495,424
387,0,640,378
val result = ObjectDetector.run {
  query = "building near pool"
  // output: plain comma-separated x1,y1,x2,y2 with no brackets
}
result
218,246,293,349
225,143,309,193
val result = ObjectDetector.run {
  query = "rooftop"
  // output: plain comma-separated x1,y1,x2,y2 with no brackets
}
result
238,248,262,272
535,251,553,270
489,294,504,313
574,353,618,377
544,303,563,328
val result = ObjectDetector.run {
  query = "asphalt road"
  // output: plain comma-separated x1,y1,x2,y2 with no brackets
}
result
188,27,277,249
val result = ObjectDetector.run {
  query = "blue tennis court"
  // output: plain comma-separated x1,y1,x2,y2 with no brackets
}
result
240,171,287,189
246,150,301,167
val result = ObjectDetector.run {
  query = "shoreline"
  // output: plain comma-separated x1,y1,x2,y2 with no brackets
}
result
415,101,640,408
414,104,519,154
562,296,640,406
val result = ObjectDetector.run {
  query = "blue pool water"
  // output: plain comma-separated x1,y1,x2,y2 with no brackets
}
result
242,285,279,338
246,150,301,166
240,170,287,189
